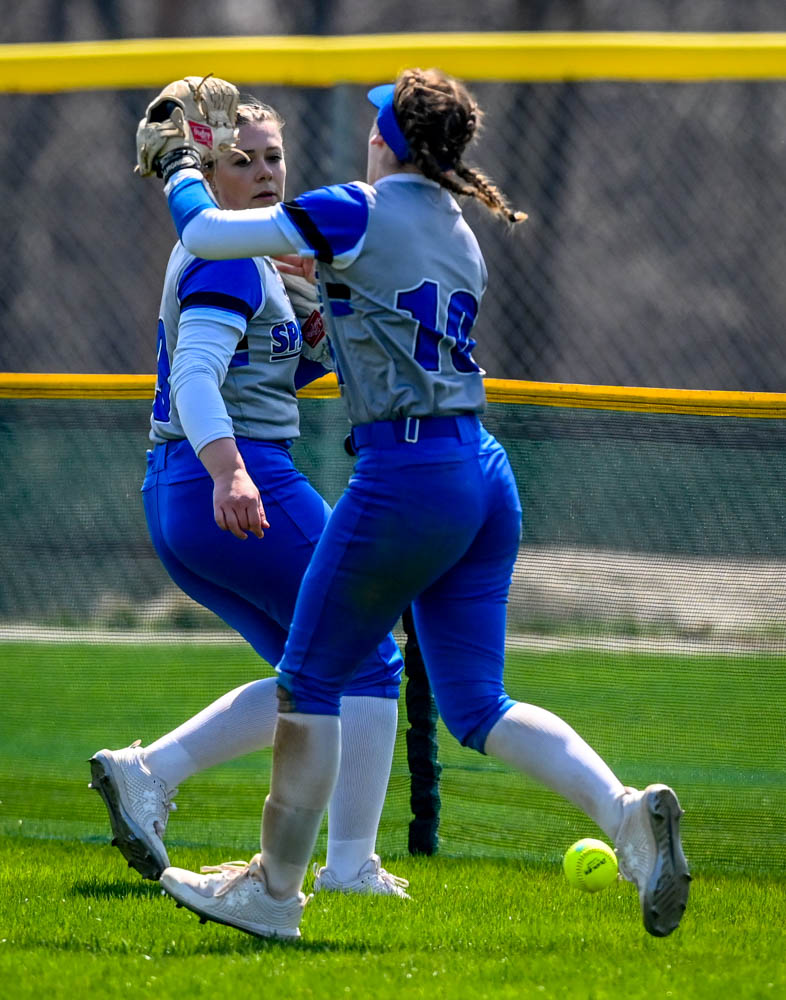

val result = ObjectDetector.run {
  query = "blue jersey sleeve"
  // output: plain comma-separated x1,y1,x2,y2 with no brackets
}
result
177,258,264,325
167,172,216,239
280,184,370,266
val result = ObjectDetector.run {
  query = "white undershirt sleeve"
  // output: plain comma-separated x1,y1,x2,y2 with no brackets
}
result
169,310,244,455
180,205,299,260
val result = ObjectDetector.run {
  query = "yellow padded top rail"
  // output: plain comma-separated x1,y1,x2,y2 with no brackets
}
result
0,33,785,93
2,372,786,418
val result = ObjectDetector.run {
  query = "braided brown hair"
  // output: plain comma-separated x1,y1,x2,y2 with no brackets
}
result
394,68,526,226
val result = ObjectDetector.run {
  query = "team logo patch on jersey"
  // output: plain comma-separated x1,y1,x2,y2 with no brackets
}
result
301,309,326,347
189,121,214,148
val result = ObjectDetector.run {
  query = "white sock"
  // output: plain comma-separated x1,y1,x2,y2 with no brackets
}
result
141,677,279,787
484,702,627,838
325,696,397,881
262,713,341,899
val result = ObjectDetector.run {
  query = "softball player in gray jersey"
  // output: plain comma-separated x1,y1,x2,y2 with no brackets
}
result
153,70,690,940
90,101,410,899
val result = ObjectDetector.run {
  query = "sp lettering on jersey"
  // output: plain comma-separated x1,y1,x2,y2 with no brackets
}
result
270,320,302,362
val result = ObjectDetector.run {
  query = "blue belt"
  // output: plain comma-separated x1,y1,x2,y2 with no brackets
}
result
349,413,480,451
148,436,293,473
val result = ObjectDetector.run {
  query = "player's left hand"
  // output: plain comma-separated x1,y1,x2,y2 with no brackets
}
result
135,75,241,179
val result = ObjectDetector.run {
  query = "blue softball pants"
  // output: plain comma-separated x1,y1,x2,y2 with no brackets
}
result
277,415,522,752
141,436,403,699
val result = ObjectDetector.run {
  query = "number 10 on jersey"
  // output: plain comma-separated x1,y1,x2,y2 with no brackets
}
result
397,280,480,374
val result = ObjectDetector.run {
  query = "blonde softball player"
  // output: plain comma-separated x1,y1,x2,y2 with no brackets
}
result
90,98,408,899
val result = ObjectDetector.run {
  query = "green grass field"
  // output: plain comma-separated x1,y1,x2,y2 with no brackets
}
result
1,640,784,998
1,839,784,1000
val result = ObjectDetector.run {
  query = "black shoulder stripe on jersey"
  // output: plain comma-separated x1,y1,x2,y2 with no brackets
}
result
180,291,255,321
282,201,334,264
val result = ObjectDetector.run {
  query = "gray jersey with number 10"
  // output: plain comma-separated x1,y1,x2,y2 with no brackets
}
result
275,173,489,427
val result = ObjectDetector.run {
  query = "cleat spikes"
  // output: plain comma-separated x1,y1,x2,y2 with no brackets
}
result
87,745,173,880
616,784,690,938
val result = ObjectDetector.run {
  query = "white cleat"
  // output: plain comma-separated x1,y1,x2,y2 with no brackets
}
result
88,740,176,880
615,784,691,937
161,855,307,939
312,854,411,899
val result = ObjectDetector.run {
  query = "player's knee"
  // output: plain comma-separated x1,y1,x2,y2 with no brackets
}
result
276,669,342,715
439,707,486,753
344,678,401,699
438,695,514,754
275,681,298,714
344,640,403,698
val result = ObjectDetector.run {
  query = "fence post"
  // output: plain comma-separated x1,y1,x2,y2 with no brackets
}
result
402,606,441,855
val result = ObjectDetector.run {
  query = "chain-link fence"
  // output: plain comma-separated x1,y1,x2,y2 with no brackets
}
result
2,77,786,390
2,31,785,872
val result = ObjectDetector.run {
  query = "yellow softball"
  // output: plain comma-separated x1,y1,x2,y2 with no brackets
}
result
563,838,619,892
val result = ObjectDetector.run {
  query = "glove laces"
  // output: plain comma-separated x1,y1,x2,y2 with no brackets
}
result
191,73,214,119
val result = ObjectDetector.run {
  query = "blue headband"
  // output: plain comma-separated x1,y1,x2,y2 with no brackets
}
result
367,84,411,163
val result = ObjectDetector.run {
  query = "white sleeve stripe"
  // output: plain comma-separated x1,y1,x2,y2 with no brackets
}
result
275,198,366,270
273,210,318,257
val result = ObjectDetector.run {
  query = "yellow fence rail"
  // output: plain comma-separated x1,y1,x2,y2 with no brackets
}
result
1,32,785,93
3,373,786,418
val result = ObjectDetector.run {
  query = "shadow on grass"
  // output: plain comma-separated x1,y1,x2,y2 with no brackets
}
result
20,936,384,957
71,878,162,900
64,880,389,954
153,898,395,954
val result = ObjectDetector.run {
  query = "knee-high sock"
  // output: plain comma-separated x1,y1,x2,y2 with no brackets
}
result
325,695,397,881
484,702,626,839
141,677,279,788
140,687,395,876
262,712,341,899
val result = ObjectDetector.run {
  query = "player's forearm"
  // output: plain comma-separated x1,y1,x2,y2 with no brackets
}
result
170,312,241,454
165,169,296,259
172,369,235,455
198,436,247,482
